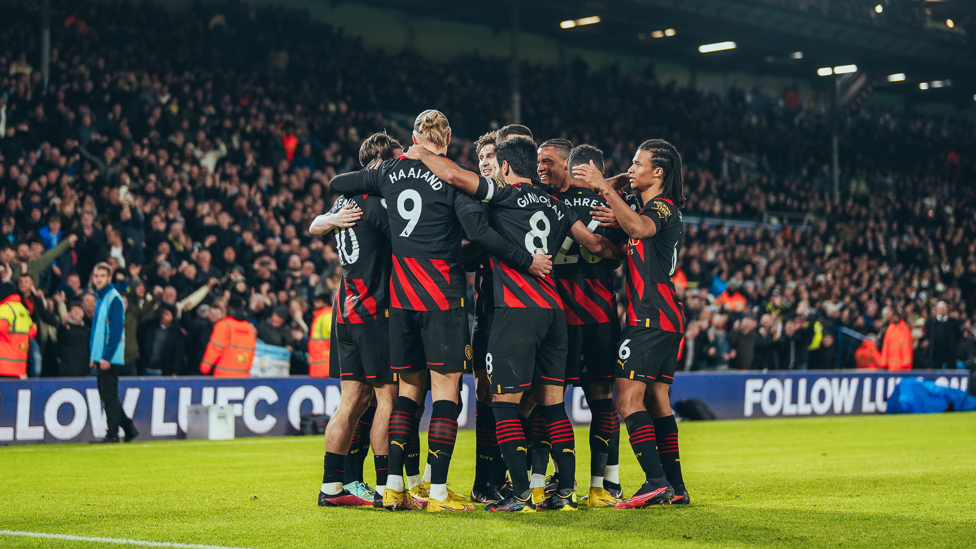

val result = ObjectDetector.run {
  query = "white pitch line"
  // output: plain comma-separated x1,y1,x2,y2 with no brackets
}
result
0,530,255,549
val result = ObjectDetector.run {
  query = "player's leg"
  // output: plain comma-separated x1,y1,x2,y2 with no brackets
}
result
320,379,373,506
472,367,503,503
384,308,428,509
584,381,616,506
421,307,474,511
613,328,677,509
645,352,689,504
534,310,577,511
525,394,550,503
370,381,397,507
343,394,375,486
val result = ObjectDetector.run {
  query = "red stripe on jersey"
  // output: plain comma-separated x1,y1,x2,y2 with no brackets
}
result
659,310,676,333
500,261,549,308
563,280,609,323
431,259,451,286
564,307,583,325
352,278,378,317
586,279,614,307
626,283,637,326
628,242,645,300
659,197,673,205
503,286,527,307
658,282,683,332
404,257,449,310
389,277,401,309
538,276,564,309
392,257,425,310
343,279,364,323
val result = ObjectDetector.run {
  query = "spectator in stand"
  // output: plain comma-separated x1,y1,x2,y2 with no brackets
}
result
777,316,812,370
139,303,186,376
728,315,775,370
704,315,734,370
258,306,294,350
856,334,882,369
809,332,839,370
923,301,961,369
57,300,91,377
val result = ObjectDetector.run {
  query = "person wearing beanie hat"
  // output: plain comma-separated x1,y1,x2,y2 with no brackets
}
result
200,294,256,377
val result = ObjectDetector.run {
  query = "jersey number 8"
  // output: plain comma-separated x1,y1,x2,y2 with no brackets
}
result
524,211,550,254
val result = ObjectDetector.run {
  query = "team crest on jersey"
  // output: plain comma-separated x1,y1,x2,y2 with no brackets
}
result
464,344,473,360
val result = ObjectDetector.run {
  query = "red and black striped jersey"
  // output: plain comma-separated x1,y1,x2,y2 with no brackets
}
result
626,196,685,332
474,176,578,309
552,187,627,325
330,195,392,324
329,157,468,311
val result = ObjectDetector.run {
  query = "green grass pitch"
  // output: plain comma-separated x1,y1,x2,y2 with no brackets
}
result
1,413,974,548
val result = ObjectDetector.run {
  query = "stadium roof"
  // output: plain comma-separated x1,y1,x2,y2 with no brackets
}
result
350,0,976,104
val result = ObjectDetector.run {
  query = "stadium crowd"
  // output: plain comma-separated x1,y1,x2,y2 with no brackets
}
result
0,0,974,379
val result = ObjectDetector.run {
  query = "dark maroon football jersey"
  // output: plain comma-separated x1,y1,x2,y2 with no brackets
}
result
329,194,391,324
474,176,578,309
553,186,627,325
330,157,468,311
625,196,684,332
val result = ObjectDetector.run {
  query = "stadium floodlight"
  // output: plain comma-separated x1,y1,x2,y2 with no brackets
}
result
919,82,930,90
699,41,736,53
834,65,858,74
931,80,944,88
664,28,676,37
887,73,906,82
817,67,833,76
651,30,665,38
875,4,883,13
561,16,600,29
973,94,976,102
947,19,954,28
791,51,804,59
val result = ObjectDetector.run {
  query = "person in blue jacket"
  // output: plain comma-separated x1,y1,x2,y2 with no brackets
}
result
90,262,138,443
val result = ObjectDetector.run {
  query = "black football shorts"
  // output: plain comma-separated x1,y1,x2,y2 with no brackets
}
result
390,307,471,374
565,321,619,385
332,317,395,383
486,308,568,394
615,325,681,385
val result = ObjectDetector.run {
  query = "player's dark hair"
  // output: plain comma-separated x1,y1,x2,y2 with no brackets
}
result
475,131,497,157
359,132,402,167
568,144,605,173
638,139,685,208
495,137,538,180
497,124,533,143
539,139,573,160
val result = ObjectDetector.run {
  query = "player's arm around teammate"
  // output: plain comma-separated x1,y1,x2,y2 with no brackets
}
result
573,140,691,508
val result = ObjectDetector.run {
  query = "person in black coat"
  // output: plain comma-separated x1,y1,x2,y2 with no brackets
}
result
809,332,840,370
57,301,92,376
138,303,186,376
924,301,961,369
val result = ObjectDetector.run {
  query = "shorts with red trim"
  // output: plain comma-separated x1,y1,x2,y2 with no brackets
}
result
486,308,568,394
615,325,681,385
565,321,619,385
331,317,395,383
390,307,471,374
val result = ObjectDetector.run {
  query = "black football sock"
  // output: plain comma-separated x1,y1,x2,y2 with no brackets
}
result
427,400,459,495
624,411,666,485
530,409,550,479
474,400,500,491
520,413,533,472
322,452,345,495
588,398,614,484
347,406,375,483
405,415,421,480
374,454,389,492
541,403,576,495
385,396,418,492
493,402,530,498
653,415,685,491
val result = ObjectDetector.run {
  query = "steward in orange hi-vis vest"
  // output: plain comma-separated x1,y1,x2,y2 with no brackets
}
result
200,298,257,377
0,283,36,378
308,297,333,377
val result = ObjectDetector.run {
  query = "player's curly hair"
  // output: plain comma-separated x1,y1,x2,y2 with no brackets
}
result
413,110,451,149
638,139,686,208
358,132,402,168
475,131,497,157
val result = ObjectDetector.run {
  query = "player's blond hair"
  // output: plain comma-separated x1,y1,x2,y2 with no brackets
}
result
413,110,451,149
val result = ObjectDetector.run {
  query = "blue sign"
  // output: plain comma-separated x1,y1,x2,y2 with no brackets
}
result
0,370,970,445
